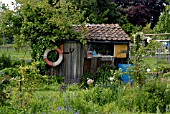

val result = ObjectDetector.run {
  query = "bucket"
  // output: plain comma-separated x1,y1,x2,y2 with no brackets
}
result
118,63,134,83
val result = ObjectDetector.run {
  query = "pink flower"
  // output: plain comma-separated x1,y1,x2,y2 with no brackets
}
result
87,78,94,85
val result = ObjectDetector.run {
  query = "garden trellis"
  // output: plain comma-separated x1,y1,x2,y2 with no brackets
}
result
144,33,170,64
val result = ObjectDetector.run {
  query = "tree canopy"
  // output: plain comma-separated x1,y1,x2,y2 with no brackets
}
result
70,0,141,35
113,0,167,28
154,3,170,33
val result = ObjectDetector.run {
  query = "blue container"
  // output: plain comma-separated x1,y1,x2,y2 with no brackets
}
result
118,64,134,84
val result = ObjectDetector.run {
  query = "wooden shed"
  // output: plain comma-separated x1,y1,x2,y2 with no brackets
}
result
48,24,131,83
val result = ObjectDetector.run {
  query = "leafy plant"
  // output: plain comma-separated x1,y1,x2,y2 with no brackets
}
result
132,32,162,86
81,64,116,88
0,53,26,70
0,54,12,70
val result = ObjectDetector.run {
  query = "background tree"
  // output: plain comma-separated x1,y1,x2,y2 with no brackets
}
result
154,2,170,33
123,5,151,27
71,0,125,24
0,3,15,44
70,0,141,35
112,0,167,28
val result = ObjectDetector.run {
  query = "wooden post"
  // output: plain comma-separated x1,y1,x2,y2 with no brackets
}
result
90,57,98,73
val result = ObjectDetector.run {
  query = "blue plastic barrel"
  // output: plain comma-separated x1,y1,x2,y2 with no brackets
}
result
118,64,134,83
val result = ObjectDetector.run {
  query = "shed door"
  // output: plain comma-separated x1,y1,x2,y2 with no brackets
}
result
114,44,128,58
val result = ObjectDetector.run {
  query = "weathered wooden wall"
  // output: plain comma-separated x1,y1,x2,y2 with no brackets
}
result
46,42,130,83
63,41,84,83
46,62,64,76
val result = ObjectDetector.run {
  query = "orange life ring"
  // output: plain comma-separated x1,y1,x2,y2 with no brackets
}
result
43,48,63,67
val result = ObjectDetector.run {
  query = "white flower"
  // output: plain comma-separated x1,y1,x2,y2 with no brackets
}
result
109,77,114,81
146,68,151,72
87,78,94,85
146,37,152,43
10,77,15,81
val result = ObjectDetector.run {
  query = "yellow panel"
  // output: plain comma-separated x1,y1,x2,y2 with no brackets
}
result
114,44,128,58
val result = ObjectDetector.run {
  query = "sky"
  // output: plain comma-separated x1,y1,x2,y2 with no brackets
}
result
0,0,16,10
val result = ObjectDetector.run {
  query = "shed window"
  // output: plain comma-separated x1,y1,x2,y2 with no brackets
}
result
90,43,114,56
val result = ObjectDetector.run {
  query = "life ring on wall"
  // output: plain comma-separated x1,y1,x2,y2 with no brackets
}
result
43,48,63,67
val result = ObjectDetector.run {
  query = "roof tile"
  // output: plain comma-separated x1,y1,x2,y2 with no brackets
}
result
73,24,130,41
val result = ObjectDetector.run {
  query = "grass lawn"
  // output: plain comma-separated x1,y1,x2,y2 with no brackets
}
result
131,57,170,70
0,44,31,60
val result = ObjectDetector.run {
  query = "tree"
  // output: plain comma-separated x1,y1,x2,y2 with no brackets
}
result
124,5,151,27
71,0,141,35
142,23,154,34
113,0,167,28
0,3,15,44
0,0,85,74
0,0,84,60
154,3,170,33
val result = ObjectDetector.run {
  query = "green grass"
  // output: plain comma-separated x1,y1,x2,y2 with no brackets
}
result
132,57,170,69
144,57,170,68
0,44,31,60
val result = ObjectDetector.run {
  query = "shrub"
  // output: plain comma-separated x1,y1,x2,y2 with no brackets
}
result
0,53,26,70
116,79,170,113
81,64,117,88
142,79,170,113
0,54,12,70
163,72,170,79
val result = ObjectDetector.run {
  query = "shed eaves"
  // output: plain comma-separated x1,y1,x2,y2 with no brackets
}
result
73,24,131,41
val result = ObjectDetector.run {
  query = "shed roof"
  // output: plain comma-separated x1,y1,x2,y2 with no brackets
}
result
73,24,131,41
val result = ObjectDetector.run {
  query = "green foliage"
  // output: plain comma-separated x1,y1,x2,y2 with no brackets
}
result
142,23,154,34
0,72,10,106
0,0,85,64
1,73,170,113
71,0,140,35
0,53,25,70
154,5,170,33
143,79,170,113
163,72,170,79
0,54,12,70
81,64,117,87
131,32,162,85
122,22,142,36
39,75,64,86
72,0,123,24
0,45,32,60
0,68,20,79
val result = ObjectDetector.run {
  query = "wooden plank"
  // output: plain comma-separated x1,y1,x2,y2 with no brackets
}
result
90,57,98,73
145,33,170,36
63,41,84,83
114,44,128,58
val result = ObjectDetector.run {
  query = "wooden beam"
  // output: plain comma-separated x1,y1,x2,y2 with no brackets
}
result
144,33,170,36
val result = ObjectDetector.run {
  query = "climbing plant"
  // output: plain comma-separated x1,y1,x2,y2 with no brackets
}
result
132,32,162,86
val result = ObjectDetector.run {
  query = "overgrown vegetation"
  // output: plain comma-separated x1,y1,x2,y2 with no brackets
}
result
1,0,170,113
0,52,169,113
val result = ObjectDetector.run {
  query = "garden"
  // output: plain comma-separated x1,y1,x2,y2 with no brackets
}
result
1,0,170,113
0,41,170,113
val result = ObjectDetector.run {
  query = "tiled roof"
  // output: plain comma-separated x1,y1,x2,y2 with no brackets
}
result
73,24,130,41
